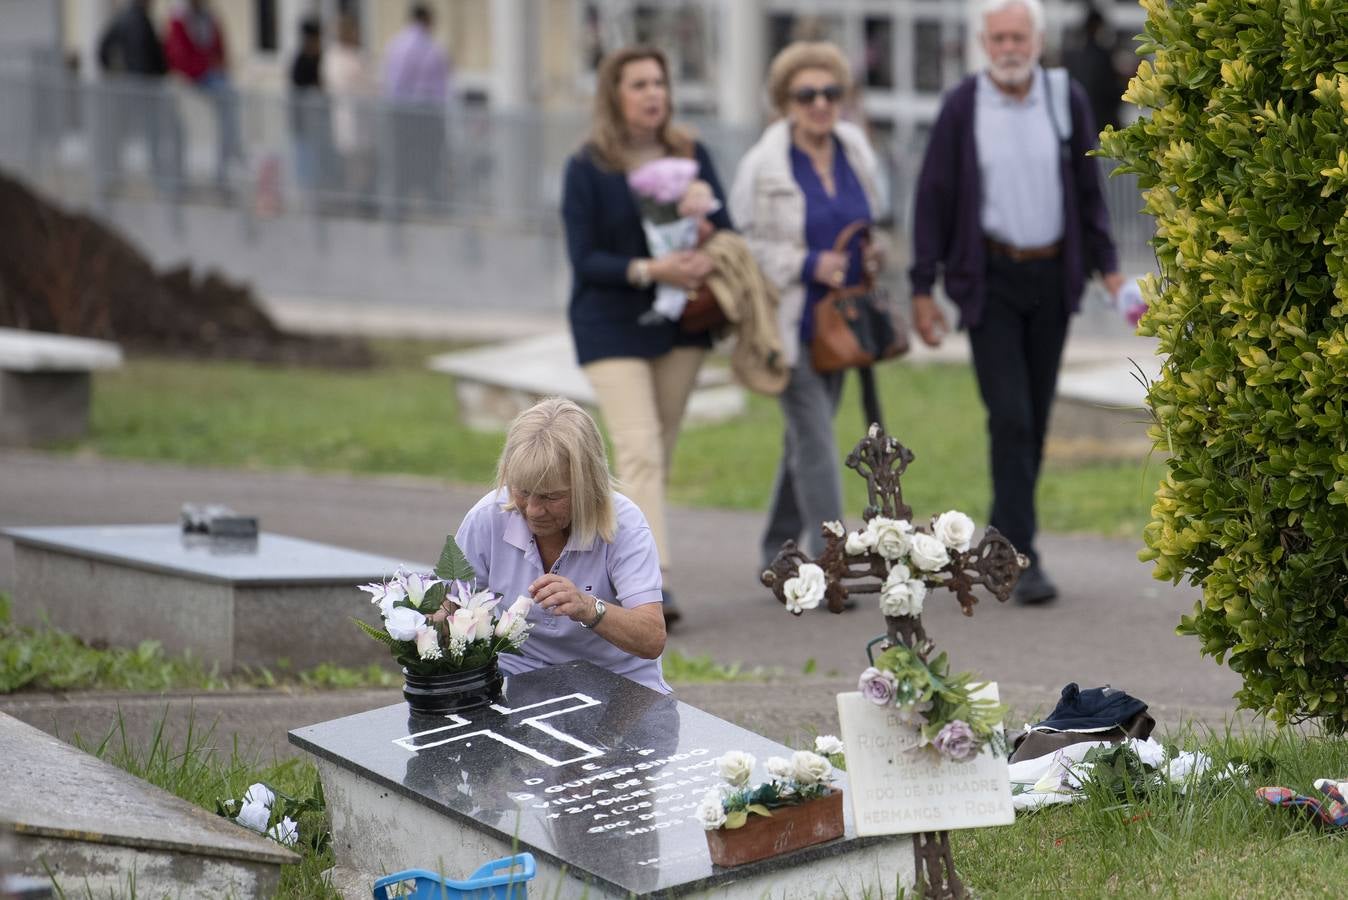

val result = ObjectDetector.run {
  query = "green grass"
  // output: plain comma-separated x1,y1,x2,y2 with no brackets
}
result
67,712,337,899
0,597,748,694
79,351,1163,538
955,725,1348,898
0,598,399,694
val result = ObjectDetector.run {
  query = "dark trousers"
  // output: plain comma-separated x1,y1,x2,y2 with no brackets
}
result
967,255,1068,567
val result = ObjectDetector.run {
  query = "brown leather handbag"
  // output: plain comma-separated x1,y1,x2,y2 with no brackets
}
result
809,221,910,373
678,285,729,335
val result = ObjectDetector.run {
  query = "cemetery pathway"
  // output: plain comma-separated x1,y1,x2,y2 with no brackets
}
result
0,451,1252,759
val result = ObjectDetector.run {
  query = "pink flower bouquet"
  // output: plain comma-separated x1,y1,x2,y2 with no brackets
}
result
627,156,721,323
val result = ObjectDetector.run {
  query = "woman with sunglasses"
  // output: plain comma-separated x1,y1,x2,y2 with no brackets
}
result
729,41,885,582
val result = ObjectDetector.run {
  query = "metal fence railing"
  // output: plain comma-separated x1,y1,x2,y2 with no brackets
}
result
0,62,1155,313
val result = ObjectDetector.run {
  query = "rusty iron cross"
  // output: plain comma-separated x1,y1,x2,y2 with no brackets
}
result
758,424,1027,900
760,425,1026,654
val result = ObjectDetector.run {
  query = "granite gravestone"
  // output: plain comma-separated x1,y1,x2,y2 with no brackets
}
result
3,524,418,670
837,686,1014,836
291,661,913,899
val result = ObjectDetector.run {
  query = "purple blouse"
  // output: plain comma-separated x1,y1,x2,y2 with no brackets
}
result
454,488,670,694
792,134,873,343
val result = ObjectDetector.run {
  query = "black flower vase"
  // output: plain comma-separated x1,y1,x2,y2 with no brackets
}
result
403,659,504,716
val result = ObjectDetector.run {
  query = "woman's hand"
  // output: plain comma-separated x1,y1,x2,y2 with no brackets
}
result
530,573,600,625
650,250,713,291
813,250,849,287
863,240,885,277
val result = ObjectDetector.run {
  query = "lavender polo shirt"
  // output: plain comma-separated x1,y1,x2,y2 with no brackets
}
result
454,488,670,694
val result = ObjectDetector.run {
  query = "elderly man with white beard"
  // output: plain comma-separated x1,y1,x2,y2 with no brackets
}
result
909,0,1123,605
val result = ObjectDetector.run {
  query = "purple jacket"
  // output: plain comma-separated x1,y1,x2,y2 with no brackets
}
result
909,73,1119,329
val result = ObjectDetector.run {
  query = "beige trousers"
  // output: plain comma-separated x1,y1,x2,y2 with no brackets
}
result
582,347,706,572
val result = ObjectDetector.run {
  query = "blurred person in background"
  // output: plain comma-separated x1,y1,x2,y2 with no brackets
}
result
381,3,452,213
324,12,376,210
909,0,1122,605
729,41,884,583
288,16,332,207
1064,6,1125,132
560,46,734,627
97,0,182,194
165,0,245,192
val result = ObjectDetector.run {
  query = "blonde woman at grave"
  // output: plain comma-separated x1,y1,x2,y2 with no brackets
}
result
448,398,671,694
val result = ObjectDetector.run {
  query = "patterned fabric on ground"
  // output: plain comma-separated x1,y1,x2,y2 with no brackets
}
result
1256,779,1348,828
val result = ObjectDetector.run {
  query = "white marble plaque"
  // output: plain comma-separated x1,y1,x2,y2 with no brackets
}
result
837,685,1014,835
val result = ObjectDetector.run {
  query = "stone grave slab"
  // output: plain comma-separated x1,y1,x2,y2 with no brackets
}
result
291,661,913,899
838,687,1014,836
3,524,422,671
428,333,745,431
0,712,296,898
0,327,122,446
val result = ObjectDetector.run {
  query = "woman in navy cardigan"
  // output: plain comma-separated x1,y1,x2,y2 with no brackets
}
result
561,46,733,626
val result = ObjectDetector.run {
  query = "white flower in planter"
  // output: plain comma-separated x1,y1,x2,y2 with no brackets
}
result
448,608,479,643
506,594,533,618
764,756,794,781
814,735,844,756
359,579,406,617
384,606,426,642
415,626,442,661
696,791,728,830
716,751,757,788
908,532,951,572
782,563,826,613
790,751,832,786
932,511,976,553
400,570,441,607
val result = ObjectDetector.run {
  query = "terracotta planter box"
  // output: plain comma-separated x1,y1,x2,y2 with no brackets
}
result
705,790,845,867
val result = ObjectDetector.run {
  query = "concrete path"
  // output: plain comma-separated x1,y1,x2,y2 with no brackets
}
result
0,449,1249,761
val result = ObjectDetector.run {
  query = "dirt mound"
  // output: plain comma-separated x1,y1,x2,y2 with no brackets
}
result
0,169,371,367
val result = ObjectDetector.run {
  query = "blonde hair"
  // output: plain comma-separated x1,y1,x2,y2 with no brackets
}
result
495,398,617,547
766,41,852,117
586,46,694,171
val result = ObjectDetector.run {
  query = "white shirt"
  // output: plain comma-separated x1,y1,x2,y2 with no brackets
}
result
975,68,1064,249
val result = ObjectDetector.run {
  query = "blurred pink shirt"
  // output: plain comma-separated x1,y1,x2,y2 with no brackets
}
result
454,488,669,694
382,24,450,104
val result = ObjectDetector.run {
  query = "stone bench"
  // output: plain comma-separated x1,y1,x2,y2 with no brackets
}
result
0,712,296,898
0,327,122,446
1048,356,1162,461
3,524,422,672
428,333,746,431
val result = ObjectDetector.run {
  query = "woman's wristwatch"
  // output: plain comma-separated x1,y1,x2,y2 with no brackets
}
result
580,596,607,629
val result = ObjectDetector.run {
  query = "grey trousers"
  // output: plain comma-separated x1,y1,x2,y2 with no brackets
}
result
760,356,845,569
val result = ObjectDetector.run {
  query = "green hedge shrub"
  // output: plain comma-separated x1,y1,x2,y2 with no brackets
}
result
1101,0,1348,730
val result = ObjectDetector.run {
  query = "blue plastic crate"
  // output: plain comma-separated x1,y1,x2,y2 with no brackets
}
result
371,853,535,900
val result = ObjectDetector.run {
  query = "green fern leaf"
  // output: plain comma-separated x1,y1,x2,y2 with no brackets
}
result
435,533,477,583
351,617,399,649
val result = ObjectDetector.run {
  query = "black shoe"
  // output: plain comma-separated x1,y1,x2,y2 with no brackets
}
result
661,588,682,625
1013,565,1058,605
